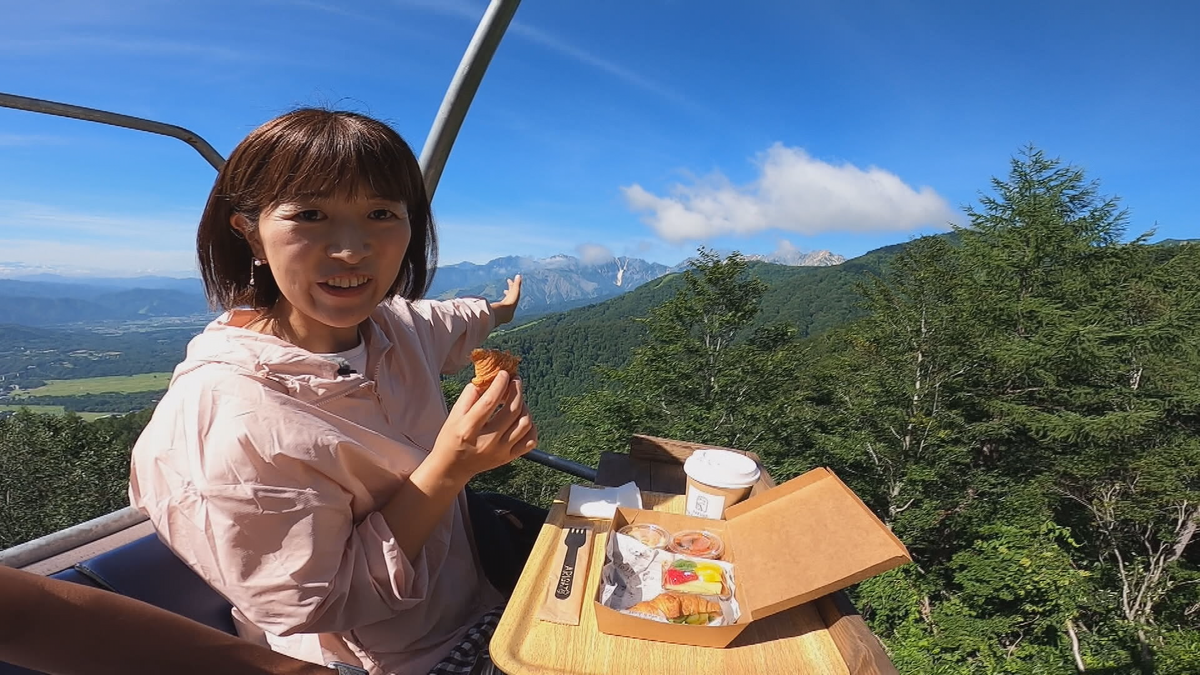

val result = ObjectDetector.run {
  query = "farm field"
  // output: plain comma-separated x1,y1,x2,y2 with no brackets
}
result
12,372,172,397
0,404,110,421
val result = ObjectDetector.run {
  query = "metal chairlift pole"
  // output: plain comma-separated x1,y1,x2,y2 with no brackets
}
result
418,0,521,197
416,0,595,484
0,92,225,170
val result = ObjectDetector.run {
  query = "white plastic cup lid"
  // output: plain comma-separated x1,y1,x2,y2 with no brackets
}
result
683,449,761,489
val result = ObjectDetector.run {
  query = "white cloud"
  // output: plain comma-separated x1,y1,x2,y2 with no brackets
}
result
504,23,698,111
0,36,249,61
0,200,196,246
436,218,579,264
771,239,803,258
0,240,197,276
0,200,198,274
281,0,374,21
575,243,614,265
0,134,69,147
622,144,956,242
395,0,699,111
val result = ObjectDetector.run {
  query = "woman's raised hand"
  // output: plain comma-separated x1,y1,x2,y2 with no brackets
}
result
432,370,538,481
489,275,522,327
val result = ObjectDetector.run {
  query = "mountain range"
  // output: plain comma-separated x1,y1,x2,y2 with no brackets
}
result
744,248,846,267
0,243,888,416
0,250,845,326
425,254,675,314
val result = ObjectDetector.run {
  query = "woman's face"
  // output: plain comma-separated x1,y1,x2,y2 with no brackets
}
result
238,192,411,353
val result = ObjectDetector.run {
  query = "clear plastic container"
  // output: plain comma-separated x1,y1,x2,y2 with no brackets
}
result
668,529,725,559
618,523,670,550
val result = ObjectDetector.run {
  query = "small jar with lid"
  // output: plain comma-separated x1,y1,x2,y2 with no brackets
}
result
618,523,670,550
668,529,724,559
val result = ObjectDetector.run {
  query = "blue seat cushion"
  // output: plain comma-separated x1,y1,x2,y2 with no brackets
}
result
74,534,237,635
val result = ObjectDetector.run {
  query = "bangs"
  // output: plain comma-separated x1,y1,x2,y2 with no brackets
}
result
240,111,423,212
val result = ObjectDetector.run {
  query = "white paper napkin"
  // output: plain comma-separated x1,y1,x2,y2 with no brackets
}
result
566,481,643,519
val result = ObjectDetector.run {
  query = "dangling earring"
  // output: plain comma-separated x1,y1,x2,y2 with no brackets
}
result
250,258,264,286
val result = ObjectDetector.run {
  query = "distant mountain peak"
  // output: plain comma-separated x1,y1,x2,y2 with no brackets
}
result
427,253,672,315
745,249,846,267
0,261,87,277
669,247,847,271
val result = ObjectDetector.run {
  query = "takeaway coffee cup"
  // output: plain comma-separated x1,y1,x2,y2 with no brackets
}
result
683,449,761,519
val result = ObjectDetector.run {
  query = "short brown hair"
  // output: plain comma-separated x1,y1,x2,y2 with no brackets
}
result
197,108,437,310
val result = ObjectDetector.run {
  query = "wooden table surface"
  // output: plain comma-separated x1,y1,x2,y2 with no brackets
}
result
489,489,852,675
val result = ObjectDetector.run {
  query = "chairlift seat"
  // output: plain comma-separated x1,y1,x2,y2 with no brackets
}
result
74,533,237,635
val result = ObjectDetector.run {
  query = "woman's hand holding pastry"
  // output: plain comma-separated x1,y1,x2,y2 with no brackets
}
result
387,372,536,560
432,371,537,481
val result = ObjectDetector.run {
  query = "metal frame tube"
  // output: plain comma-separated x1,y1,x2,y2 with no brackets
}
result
419,0,521,198
0,507,148,569
0,92,226,170
522,449,598,483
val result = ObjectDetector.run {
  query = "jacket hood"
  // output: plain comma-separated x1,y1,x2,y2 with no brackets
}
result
171,309,389,402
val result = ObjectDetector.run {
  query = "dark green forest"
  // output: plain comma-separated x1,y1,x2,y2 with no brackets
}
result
0,408,152,549
2,149,1197,673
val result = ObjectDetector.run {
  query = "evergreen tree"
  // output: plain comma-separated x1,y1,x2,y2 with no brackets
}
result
562,248,808,477
821,147,1200,673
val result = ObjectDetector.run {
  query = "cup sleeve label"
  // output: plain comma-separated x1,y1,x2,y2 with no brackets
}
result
685,486,726,519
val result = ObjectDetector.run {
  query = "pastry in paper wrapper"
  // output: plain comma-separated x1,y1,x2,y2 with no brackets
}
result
627,593,721,625
469,348,520,389
601,529,740,626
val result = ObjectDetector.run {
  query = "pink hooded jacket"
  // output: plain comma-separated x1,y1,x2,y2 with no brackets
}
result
128,296,506,675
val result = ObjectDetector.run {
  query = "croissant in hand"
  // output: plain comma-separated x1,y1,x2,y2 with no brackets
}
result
627,592,721,625
470,348,521,389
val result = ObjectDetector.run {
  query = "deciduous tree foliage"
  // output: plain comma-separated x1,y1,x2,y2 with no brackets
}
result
0,408,151,549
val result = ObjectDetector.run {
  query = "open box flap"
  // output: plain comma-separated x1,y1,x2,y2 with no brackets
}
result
727,467,912,620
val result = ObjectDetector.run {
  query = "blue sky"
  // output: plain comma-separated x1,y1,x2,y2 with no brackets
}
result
0,0,1196,276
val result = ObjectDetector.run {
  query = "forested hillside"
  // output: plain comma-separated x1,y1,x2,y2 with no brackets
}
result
0,408,152,549
0,324,195,389
469,245,897,441
1,148,1196,673
475,149,1200,672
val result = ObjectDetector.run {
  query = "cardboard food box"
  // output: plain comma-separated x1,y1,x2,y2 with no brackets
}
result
593,466,911,648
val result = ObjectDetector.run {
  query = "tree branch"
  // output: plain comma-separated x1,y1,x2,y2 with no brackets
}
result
1169,503,1197,565
1066,620,1086,672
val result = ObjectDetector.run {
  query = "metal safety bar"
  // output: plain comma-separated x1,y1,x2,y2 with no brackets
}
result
0,506,147,569
524,449,598,483
0,92,225,170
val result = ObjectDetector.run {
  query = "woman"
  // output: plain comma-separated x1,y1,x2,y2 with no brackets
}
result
130,108,541,675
